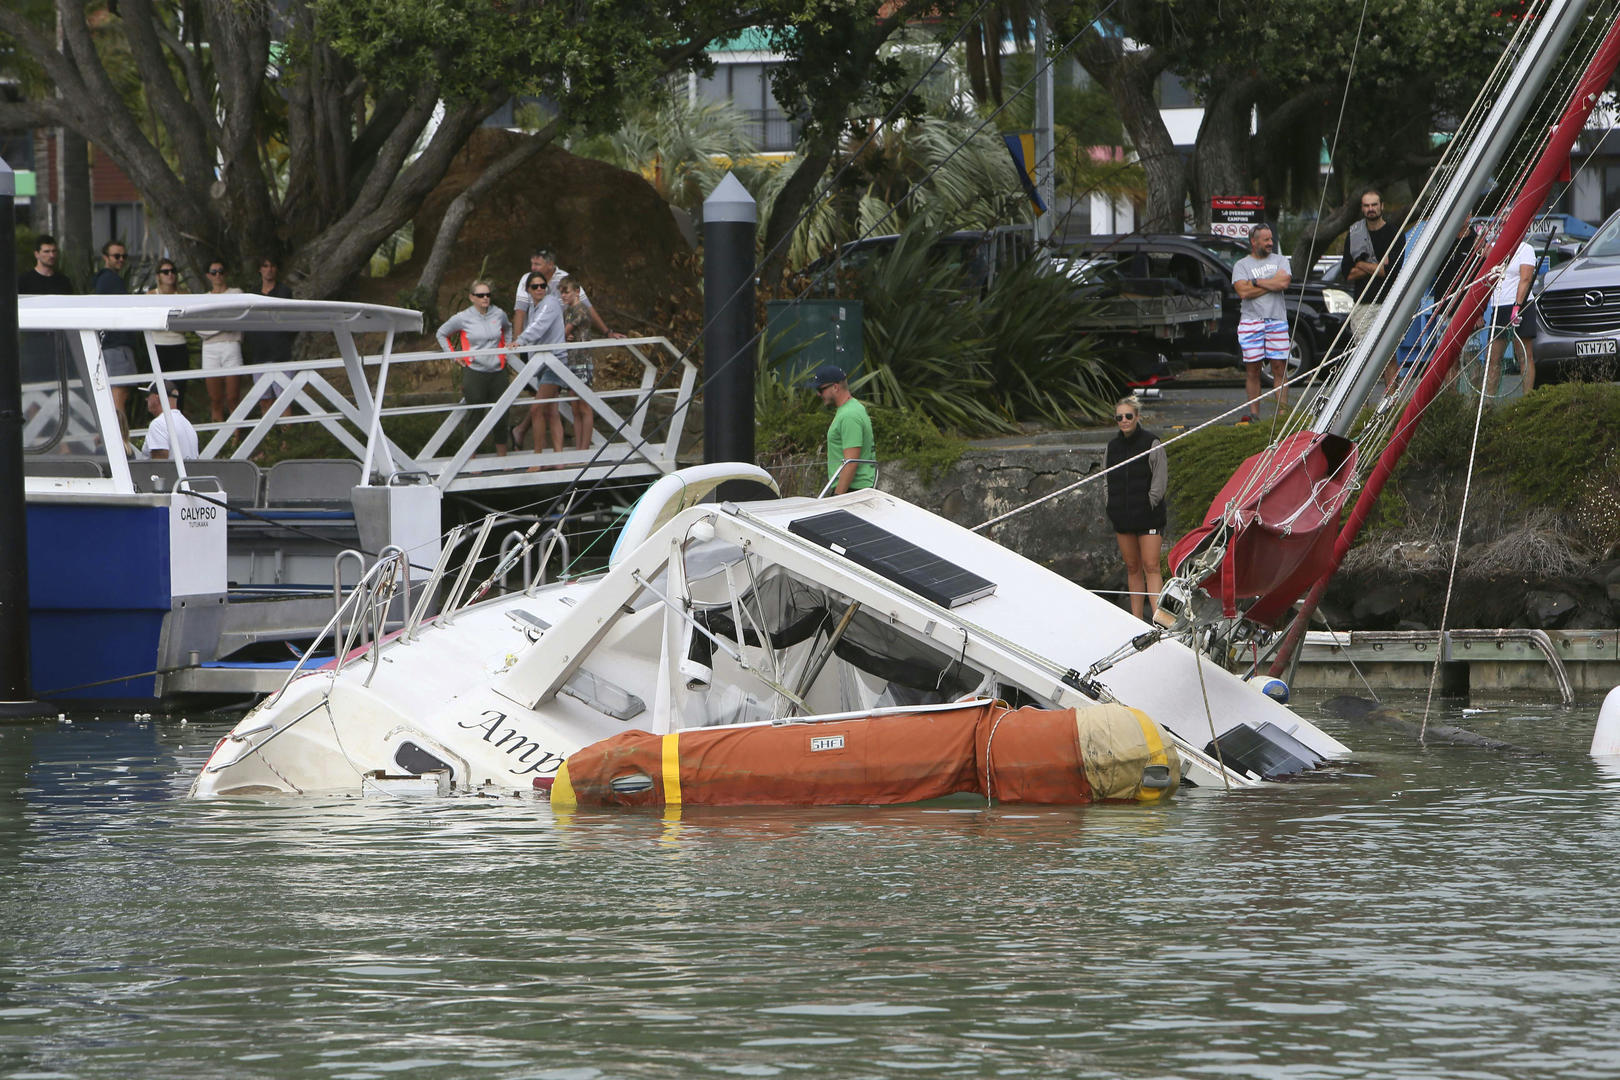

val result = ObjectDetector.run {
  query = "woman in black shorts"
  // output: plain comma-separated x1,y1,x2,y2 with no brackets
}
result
1104,395,1168,621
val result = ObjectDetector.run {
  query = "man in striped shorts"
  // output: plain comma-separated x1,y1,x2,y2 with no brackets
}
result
1231,224,1292,423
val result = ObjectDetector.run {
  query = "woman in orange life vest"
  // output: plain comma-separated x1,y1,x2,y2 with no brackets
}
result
1103,394,1168,621
435,279,513,457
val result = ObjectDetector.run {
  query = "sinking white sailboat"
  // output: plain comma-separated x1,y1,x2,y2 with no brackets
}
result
192,463,1349,800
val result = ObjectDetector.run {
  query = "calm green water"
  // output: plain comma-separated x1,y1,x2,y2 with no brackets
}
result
3,692,1619,1080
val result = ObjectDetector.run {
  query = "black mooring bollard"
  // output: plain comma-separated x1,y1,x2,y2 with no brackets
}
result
0,157,46,717
701,172,757,499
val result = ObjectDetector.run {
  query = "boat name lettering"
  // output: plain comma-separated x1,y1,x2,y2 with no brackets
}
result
810,735,845,752
180,505,218,522
457,710,562,775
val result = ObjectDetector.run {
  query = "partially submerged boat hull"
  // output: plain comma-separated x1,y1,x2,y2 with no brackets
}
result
193,472,1348,799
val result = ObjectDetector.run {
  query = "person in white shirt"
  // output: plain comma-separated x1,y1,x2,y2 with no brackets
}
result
1485,239,1537,398
197,258,245,422
140,382,200,462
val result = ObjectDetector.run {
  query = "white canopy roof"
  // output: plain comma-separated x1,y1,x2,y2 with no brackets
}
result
18,293,423,335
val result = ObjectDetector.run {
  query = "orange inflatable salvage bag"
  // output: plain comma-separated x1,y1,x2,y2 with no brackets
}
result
550,701,1179,809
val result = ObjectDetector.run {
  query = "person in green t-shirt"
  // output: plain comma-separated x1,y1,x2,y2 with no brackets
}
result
810,363,875,494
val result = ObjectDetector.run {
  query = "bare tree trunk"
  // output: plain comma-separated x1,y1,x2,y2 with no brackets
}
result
406,120,562,315
1077,35,1184,232
1189,78,1259,230
1290,194,1364,277
759,136,837,285
56,127,93,284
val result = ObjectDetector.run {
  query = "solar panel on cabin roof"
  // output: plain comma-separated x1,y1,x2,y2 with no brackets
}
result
788,510,996,609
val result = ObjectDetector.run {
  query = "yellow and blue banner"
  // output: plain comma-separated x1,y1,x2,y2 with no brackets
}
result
1002,132,1046,215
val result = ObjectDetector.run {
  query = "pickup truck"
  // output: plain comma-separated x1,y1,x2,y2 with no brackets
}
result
1064,233,1356,379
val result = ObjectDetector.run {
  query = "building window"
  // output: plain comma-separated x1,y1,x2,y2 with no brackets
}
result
1603,164,1620,218
1158,72,1198,109
697,62,799,152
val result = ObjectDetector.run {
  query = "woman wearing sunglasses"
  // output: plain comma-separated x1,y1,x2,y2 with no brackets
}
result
435,279,514,457
146,260,192,406
1104,395,1168,621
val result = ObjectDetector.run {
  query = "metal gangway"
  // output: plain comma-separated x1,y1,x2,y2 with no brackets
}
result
19,294,698,495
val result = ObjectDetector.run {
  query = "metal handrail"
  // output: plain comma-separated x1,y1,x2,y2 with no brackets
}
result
265,551,409,707
1303,627,1576,704
528,527,571,593
499,529,534,592
406,523,468,640
333,549,366,618
439,515,497,625
817,459,880,498
30,332,698,496
377,544,411,615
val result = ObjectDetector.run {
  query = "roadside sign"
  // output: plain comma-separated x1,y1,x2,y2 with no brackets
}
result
1211,195,1266,239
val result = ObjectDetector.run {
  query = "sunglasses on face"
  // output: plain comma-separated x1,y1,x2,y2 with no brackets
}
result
527,283,547,291
1115,412,1135,421
207,268,224,276
108,253,127,261
471,291,492,298
158,268,176,275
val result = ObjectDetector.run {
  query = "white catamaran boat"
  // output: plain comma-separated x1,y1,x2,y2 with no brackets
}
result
20,292,696,703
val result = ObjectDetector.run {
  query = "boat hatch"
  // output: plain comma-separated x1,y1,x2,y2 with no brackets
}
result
561,669,646,721
788,510,997,608
1205,721,1325,781
394,740,455,777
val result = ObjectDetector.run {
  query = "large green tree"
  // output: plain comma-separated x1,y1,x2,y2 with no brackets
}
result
1058,0,1527,244
0,0,758,298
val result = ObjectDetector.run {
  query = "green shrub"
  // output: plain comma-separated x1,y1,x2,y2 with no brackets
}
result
1478,382,1620,509
852,221,1118,434
1162,422,1272,530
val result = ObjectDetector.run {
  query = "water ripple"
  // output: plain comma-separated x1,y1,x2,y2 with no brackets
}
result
1,696,1617,1078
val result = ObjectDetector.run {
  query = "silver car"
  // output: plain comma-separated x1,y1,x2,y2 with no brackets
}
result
1526,210,1620,382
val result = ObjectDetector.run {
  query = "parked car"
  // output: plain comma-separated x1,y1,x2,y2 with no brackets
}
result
1470,211,1597,247
807,226,1035,294
1524,207,1620,382
1064,234,1355,378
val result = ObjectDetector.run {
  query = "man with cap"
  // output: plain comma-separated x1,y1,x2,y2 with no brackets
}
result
139,382,200,463
811,364,875,494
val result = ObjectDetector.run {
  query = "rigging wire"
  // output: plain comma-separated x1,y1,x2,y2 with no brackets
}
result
1420,355,1493,737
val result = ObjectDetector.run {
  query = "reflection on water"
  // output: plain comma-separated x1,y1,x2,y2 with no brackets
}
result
3,693,1620,1079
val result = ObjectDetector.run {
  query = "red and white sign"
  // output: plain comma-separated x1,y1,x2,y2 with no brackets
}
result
1210,195,1267,239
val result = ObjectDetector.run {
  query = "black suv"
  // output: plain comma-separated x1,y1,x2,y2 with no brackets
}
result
1063,234,1356,375
808,226,1035,293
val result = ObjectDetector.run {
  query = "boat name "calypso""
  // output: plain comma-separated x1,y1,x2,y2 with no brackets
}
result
180,505,218,522
457,710,563,775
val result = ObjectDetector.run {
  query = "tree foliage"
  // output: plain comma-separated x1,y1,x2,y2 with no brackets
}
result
0,0,767,299
1056,0,1527,239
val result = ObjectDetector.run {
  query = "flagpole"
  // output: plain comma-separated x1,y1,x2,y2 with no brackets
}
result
1033,2,1055,248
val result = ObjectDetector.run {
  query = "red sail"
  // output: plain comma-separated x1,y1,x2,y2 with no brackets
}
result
1167,430,1357,626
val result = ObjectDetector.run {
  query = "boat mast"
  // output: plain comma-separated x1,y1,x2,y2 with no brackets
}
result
1314,0,1587,436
